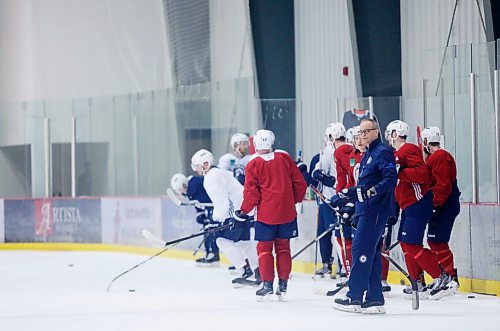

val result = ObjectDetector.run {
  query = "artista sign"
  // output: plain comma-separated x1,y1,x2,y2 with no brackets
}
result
53,207,82,223
34,199,101,243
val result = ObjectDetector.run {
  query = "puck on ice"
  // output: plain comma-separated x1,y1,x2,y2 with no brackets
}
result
468,295,475,299
129,289,136,292
68,264,74,267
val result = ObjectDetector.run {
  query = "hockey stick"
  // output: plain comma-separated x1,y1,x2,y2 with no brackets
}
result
309,185,413,303
416,125,425,159
106,223,232,291
291,224,335,260
381,251,419,311
166,188,214,209
192,236,206,256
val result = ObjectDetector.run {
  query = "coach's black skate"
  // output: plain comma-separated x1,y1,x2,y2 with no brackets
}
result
275,279,288,301
333,296,362,313
256,281,274,301
361,301,386,314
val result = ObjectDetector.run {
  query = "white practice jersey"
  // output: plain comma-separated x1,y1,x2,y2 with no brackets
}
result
314,144,337,200
235,154,251,168
203,167,244,222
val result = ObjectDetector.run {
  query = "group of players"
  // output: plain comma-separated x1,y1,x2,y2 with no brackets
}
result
170,131,306,301
298,119,461,313
168,117,461,312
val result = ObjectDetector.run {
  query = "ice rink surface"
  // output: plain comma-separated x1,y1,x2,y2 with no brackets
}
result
0,250,499,331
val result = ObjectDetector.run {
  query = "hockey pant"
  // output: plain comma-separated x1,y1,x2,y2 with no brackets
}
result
216,237,258,270
257,239,291,282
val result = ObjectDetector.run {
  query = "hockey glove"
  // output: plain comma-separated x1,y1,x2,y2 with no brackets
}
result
231,210,249,230
339,202,355,226
338,186,376,203
295,160,307,174
196,210,209,225
312,170,335,188
328,194,345,209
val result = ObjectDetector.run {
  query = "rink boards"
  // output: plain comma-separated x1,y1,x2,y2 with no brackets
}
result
0,197,498,296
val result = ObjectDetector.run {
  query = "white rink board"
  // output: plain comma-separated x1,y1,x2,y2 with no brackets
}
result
0,250,499,331
101,198,162,246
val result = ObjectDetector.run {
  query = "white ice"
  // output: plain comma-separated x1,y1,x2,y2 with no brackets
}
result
0,250,499,331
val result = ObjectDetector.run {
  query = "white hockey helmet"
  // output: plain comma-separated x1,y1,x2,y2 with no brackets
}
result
170,173,188,194
385,120,409,141
191,149,214,172
253,129,275,150
218,153,237,171
325,123,346,141
230,133,249,149
351,126,361,137
421,126,441,146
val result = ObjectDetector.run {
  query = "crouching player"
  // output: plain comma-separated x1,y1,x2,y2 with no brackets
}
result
237,129,307,301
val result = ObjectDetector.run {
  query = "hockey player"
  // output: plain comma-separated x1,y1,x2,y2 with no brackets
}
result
170,173,219,265
237,129,307,300
191,149,259,286
311,125,338,277
421,126,461,299
329,123,354,280
230,133,251,185
385,120,449,299
218,153,245,185
332,118,397,314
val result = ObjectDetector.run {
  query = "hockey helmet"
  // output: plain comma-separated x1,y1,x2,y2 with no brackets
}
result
253,129,275,150
230,133,249,150
191,149,214,172
385,120,409,141
421,126,441,147
325,123,346,141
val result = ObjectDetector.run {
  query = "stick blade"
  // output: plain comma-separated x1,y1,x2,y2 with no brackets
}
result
166,188,183,206
142,229,166,246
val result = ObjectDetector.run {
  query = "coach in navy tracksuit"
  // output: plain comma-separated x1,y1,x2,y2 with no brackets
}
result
332,118,397,314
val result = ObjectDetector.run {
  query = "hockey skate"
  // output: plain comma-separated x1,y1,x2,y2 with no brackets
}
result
195,253,220,267
428,272,458,300
232,264,259,288
332,296,362,313
361,301,386,314
381,280,391,293
315,263,333,279
275,279,287,302
256,281,274,302
403,280,428,299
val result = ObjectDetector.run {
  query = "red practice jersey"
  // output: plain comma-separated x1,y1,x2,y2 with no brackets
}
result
240,150,307,225
426,149,457,207
335,144,354,191
395,143,431,209
348,149,365,187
